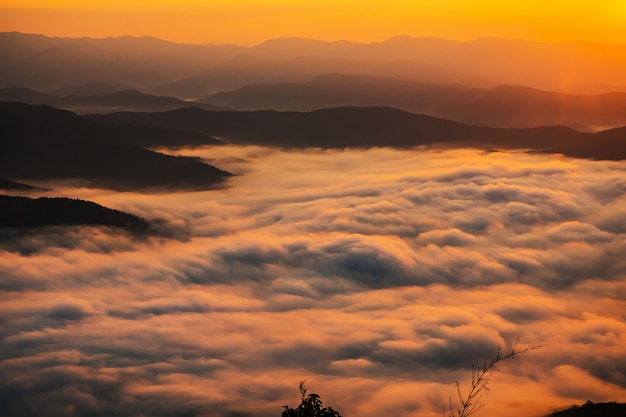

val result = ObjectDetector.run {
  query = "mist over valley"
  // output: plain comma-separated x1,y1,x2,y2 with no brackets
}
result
1,29,626,417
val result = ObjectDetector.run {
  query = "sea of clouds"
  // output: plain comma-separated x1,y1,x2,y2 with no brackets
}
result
1,146,625,417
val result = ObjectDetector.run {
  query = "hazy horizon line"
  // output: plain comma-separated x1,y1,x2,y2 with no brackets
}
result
5,30,626,48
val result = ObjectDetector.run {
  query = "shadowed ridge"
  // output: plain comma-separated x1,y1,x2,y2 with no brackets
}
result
0,194,150,232
88,105,617,159
199,75,626,130
0,86,228,113
50,82,125,97
57,89,229,113
0,101,221,147
200,73,479,113
62,89,180,103
0,102,231,191
0,86,60,105
594,125,626,138
560,126,626,160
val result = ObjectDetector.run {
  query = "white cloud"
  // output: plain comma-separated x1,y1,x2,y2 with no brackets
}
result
1,147,625,417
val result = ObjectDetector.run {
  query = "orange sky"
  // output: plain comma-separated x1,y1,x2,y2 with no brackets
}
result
1,1,626,45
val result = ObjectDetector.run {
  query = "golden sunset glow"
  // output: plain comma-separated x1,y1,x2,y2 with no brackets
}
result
3,1,626,417
2,1,626,44
3,145,626,416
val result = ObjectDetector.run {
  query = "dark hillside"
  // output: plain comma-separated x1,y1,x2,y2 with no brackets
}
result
0,102,231,190
89,106,626,160
545,401,626,417
0,195,150,232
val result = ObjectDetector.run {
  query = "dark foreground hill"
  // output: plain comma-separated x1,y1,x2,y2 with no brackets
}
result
0,102,231,191
90,106,626,161
0,195,150,232
545,401,626,417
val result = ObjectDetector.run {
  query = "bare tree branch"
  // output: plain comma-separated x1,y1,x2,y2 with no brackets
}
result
445,338,545,417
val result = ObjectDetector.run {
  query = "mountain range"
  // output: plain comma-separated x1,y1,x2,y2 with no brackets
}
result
0,87,227,114
3,78,626,131
3,32,626,96
89,106,626,160
4,32,626,132
199,74,626,131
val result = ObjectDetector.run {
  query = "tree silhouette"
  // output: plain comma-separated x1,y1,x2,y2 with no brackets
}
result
446,338,544,417
282,381,343,417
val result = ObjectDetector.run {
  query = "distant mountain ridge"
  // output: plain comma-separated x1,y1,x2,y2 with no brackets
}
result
0,86,228,114
5,74,626,131
89,106,626,160
199,73,626,131
3,32,626,96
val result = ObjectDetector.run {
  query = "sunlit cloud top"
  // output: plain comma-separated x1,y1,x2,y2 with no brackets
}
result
2,146,626,417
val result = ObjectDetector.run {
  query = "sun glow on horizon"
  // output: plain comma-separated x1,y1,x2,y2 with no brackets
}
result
2,1,626,45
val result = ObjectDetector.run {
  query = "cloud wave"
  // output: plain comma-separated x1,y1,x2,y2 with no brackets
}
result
1,147,625,417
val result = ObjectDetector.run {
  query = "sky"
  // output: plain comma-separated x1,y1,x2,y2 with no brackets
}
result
2,1,626,45
2,146,626,417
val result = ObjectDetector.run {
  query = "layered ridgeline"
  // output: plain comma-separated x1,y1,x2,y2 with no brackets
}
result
0,86,229,114
4,33,626,132
0,102,230,191
4,78,626,131
90,106,626,161
2,32,626,96
197,74,626,132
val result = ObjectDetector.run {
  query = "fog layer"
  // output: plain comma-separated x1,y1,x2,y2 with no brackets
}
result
1,147,625,417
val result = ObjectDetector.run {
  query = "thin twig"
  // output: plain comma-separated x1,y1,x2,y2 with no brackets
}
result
445,338,545,417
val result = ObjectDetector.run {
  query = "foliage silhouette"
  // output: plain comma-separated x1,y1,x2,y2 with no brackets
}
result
282,381,343,417
445,338,544,417
545,400,626,417
0,195,150,232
